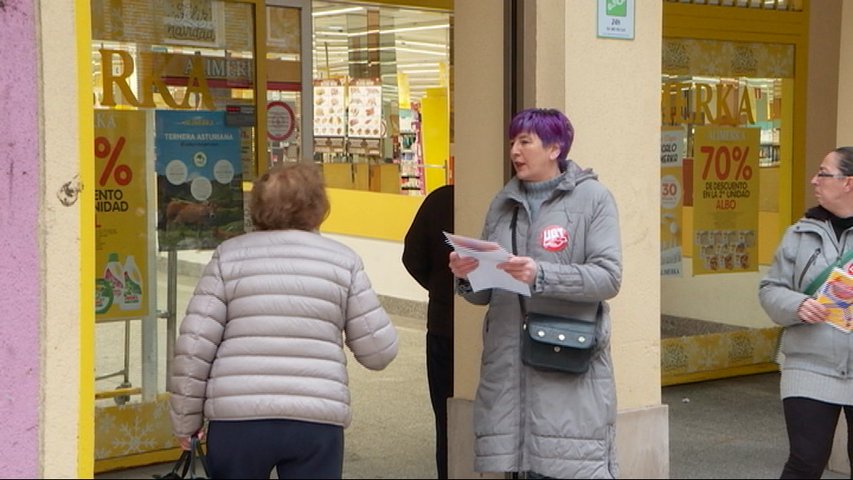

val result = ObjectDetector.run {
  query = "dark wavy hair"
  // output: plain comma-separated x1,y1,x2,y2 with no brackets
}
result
834,146,853,176
250,162,330,231
507,108,575,172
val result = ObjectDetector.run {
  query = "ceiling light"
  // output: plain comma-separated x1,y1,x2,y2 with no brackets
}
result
382,24,449,34
395,47,447,57
312,6,363,17
395,40,447,49
398,69,437,75
315,22,450,38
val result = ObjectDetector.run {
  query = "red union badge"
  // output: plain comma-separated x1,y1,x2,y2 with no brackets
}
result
846,261,853,276
540,225,569,252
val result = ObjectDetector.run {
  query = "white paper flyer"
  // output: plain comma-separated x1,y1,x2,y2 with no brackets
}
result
444,232,531,297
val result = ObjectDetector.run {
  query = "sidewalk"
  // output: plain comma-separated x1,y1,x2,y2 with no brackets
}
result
96,313,850,479
96,312,435,480
664,372,847,479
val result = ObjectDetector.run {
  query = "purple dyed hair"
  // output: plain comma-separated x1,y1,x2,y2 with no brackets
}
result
508,108,575,171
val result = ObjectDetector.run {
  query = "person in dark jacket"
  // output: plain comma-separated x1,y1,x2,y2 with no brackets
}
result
402,183,454,479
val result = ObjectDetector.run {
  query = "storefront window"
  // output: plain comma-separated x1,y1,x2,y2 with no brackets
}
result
311,1,453,195
659,34,798,383
266,4,305,167
90,0,257,464
661,38,794,276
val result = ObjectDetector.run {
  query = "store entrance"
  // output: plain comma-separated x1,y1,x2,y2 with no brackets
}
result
89,0,312,472
659,1,808,385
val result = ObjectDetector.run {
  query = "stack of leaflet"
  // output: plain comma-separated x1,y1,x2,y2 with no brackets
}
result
443,232,530,296
815,268,853,333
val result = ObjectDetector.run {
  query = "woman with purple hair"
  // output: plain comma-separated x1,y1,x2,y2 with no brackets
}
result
449,108,622,478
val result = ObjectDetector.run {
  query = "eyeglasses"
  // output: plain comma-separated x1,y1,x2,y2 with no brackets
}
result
814,171,851,179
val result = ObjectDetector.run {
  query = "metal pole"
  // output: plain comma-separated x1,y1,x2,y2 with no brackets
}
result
166,249,178,382
123,319,131,383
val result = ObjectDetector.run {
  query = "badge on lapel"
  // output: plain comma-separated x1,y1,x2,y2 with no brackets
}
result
540,225,569,252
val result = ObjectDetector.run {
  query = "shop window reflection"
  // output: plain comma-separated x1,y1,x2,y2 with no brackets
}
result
661,74,786,220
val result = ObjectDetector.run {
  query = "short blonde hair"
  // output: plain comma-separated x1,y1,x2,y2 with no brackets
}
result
250,162,330,231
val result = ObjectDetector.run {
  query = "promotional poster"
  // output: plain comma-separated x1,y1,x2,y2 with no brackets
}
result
155,111,245,251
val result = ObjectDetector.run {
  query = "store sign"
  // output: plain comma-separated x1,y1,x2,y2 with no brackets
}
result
97,49,215,110
661,81,757,126
692,126,759,275
267,101,296,141
597,0,634,40
160,53,254,87
162,0,219,46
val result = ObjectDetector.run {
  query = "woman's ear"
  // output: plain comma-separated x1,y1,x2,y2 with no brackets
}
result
549,144,560,161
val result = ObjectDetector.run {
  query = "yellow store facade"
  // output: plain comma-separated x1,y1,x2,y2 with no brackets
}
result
8,0,853,477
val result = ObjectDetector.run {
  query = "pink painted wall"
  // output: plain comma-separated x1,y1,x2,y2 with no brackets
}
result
0,0,41,477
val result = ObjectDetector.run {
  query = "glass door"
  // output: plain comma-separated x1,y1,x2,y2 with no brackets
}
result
265,0,313,169
90,0,260,470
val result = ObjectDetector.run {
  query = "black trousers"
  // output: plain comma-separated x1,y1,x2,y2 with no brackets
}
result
206,418,344,479
781,397,853,479
427,332,454,479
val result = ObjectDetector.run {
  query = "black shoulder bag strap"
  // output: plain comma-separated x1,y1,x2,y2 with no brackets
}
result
804,249,853,296
511,205,527,317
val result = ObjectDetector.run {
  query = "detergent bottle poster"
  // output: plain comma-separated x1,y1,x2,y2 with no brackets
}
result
155,111,244,251
94,109,150,321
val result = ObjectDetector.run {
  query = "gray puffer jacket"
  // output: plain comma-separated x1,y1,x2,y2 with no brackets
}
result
459,163,622,479
759,210,853,379
168,230,398,437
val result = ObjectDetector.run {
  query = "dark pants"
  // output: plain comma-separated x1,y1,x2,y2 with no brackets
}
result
506,472,553,479
427,332,454,479
781,397,853,479
206,418,344,479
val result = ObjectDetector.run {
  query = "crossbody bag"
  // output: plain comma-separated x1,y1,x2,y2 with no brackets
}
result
511,206,597,374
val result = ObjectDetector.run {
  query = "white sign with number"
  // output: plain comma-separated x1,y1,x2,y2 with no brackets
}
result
597,0,634,40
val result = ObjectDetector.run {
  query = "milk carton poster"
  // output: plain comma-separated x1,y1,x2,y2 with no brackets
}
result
155,111,245,251
94,110,150,321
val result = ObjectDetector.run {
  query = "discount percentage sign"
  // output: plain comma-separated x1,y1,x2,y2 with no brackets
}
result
732,146,752,180
95,136,132,186
699,145,753,181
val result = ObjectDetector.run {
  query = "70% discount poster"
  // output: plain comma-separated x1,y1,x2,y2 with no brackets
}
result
94,110,149,321
692,126,759,275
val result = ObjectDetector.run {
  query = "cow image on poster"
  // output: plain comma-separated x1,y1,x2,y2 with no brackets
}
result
165,199,216,228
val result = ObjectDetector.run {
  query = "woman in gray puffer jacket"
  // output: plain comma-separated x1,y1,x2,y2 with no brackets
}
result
449,108,622,478
168,163,398,479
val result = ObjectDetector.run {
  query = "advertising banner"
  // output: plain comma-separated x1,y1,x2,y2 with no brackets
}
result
314,79,345,137
692,126,759,275
347,78,382,138
661,126,685,277
95,110,149,321
155,111,244,251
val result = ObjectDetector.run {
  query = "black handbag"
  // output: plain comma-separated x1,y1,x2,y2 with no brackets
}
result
153,436,210,479
511,206,597,374
521,312,596,374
